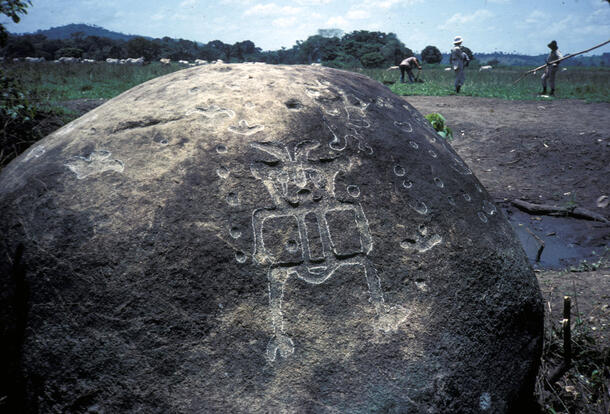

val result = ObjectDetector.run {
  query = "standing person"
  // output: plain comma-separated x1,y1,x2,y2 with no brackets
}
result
450,36,469,93
399,56,422,83
541,40,562,96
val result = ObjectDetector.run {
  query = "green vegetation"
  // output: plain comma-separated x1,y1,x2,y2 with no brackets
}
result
359,65,610,103
424,113,453,140
5,61,181,102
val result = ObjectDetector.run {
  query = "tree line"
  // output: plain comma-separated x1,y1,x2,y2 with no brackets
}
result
0,28,453,68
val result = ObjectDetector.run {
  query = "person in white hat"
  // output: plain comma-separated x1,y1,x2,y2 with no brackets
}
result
541,40,562,96
450,36,470,93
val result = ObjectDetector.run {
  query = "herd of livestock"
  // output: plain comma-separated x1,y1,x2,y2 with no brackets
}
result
0,56,227,66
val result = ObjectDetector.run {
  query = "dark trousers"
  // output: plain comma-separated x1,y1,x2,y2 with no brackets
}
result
400,66,415,83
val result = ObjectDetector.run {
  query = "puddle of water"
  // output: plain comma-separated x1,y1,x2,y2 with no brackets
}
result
504,207,609,270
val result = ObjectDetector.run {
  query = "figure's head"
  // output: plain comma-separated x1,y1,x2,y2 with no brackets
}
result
453,36,463,45
547,40,558,50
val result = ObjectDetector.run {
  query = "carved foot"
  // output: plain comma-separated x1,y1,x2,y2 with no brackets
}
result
375,304,409,333
266,333,295,362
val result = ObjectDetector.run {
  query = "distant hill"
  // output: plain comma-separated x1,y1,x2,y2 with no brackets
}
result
23,24,143,41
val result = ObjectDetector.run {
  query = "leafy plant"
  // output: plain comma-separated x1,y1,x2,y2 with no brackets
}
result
424,113,453,140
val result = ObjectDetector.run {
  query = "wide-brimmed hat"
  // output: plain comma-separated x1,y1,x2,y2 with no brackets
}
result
453,36,463,45
547,40,558,50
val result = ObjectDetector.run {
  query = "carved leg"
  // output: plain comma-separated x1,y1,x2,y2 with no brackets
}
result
266,267,295,362
363,259,409,332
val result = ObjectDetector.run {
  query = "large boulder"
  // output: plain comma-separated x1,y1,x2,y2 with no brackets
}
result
0,64,543,413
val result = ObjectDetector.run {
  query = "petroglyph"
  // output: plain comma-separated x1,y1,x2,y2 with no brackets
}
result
227,192,239,206
402,180,413,189
409,200,429,215
229,226,242,239
65,150,124,179
434,177,444,188
375,97,394,109
478,212,489,223
228,120,264,136
285,98,304,110
400,226,442,253
24,146,46,162
325,122,373,155
347,185,361,198
235,251,247,263
482,200,497,216
189,104,235,119
409,141,419,150
248,140,408,362
428,150,438,159
463,193,472,202
216,166,230,179
216,144,228,154
394,165,406,177
394,121,413,133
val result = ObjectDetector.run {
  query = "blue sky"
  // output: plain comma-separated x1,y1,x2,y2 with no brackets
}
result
4,0,610,55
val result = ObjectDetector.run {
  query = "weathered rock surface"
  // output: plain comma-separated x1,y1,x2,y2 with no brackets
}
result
0,64,543,413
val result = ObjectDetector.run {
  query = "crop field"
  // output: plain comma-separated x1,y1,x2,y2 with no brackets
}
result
2,61,609,109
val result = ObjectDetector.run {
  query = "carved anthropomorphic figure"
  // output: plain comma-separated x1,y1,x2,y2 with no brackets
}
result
249,140,408,361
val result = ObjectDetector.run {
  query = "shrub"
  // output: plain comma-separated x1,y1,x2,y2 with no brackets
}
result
424,113,453,140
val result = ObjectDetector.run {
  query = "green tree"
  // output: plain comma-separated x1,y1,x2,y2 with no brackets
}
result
421,45,442,64
0,0,31,46
126,37,160,61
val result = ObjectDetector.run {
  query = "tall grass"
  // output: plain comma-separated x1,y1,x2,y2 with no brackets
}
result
359,65,610,102
2,62,182,105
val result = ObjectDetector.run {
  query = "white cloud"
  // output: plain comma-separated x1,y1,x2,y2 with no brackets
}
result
244,3,303,16
524,10,547,24
438,9,494,30
272,16,297,28
326,16,349,28
294,0,332,4
363,0,423,9
180,0,197,7
347,10,370,19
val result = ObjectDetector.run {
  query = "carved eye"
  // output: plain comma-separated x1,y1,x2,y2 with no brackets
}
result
286,240,299,253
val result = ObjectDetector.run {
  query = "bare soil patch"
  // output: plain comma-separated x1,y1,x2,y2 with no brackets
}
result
408,96,610,350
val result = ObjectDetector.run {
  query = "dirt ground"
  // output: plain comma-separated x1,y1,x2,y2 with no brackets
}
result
407,96,609,345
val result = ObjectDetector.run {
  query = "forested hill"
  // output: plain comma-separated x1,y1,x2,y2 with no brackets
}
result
28,24,140,41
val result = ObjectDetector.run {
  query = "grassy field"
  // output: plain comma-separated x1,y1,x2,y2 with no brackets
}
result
2,61,609,108
361,65,610,103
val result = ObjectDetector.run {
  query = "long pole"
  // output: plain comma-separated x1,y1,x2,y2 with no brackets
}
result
513,39,610,85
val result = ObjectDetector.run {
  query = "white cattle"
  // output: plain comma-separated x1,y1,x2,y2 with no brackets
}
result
194,59,208,65
310,63,322,66
160,58,171,65
215,59,224,64
58,56,79,63
444,67,452,71
25,57,45,63
125,57,145,65
479,65,493,71
178,60,190,65
81,59,96,64
561,67,568,72
106,58,119,64
13,57,22,62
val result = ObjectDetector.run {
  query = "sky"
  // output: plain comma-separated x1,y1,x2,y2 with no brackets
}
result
3,0,610,55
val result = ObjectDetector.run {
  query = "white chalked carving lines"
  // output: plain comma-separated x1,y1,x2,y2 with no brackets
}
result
65,150,124,179
249,140,408,362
